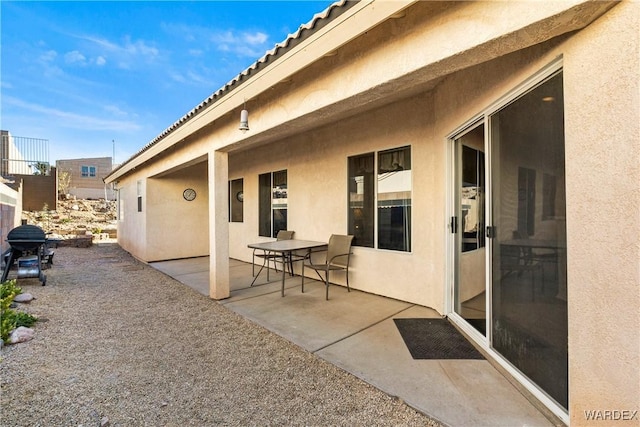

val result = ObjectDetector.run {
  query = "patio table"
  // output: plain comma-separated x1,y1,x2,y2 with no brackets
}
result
248,239,327,296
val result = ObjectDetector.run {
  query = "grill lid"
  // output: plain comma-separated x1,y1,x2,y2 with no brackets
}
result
7,224,46,243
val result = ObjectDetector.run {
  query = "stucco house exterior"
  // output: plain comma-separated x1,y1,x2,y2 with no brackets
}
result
56,157,115,200
105,1,639,425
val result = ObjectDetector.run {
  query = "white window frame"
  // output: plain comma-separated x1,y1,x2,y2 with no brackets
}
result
81,165,96,178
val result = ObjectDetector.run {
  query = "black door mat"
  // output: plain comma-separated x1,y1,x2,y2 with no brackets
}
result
394,318,485,360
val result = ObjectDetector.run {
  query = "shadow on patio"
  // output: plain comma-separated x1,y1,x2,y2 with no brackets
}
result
150,257,558,427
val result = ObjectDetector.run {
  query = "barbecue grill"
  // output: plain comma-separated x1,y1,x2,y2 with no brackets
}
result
1,224,48,285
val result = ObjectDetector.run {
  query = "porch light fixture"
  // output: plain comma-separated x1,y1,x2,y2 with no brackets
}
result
239,102,249,132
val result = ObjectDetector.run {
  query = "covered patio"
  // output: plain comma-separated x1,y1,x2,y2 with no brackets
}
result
150,257,559,427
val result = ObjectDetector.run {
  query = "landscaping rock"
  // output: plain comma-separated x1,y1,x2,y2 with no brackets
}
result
21,199,117,243
9,326,35,344
13,293,34,303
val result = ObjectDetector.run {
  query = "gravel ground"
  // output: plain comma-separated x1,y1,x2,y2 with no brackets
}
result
1,244,441,426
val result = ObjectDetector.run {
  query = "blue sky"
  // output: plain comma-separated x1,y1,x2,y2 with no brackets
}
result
1,1,333,164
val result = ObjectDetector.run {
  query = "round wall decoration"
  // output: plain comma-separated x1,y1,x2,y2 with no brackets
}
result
183,188,196,201
236,191,244,202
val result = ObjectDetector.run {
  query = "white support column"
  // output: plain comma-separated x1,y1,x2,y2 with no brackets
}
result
208,150,230,299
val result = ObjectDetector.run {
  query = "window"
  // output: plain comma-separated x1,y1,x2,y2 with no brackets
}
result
81,165,96,178
348,146,412,251
229,178,244,223
137,180,142,213
348,153,375,247
259,170,287,237
117,189,124,221
377,146,412,251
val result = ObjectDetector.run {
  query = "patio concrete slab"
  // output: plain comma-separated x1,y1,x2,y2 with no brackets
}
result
317,305,553,427
150,257,558,427
222,279,413,353
151,256,209,276
152,258,309,297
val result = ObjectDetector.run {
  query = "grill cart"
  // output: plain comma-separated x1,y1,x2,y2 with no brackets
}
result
1,224,49,286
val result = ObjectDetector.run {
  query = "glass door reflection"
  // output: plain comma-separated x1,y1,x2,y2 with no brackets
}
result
454,124,486,336
490,71,568,408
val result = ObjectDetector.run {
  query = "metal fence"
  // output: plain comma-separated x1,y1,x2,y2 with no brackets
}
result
0,132,50,176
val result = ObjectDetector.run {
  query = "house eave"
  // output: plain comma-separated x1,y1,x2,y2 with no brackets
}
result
104,0,618,185
104,0,416,184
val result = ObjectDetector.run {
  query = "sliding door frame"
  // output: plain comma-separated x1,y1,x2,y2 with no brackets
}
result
445,58,567,424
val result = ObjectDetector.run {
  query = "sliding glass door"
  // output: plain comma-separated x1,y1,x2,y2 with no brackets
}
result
490,71,568,408
450,68,568,411
453,123,486,336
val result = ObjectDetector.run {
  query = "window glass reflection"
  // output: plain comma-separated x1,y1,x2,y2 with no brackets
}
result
348,153,374,247
378,146,411,251
259,170,287,237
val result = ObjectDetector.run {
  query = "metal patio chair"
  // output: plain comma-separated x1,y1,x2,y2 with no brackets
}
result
302,234,354,300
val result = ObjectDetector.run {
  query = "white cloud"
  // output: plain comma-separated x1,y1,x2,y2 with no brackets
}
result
124,38,159,58
40,50,58,62
79,35,119,51
169,72,187,83
212,30,236,46
103,104,128,117
162,22,271,58
244,32,268,45
186,70,213,86
65,50,87,65
5,95,142,132
74,34,161,69
211,30,270,57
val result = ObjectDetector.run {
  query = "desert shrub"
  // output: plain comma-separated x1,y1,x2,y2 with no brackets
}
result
1,280,38,344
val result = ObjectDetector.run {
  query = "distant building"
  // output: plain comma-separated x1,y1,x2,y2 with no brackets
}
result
56,157,115,200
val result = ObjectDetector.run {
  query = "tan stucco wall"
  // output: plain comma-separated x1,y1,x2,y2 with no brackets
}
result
115,172,147,260
562,2,640,425
14,171,57,212
146,161,209,261
115,160,209,262
228,90,442,308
